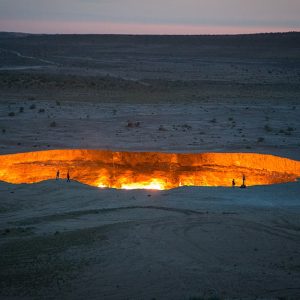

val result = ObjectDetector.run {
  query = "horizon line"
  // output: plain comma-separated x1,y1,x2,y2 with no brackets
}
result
1,30,299,37
1,20,299,36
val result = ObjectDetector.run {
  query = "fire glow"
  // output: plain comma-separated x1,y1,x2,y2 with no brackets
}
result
0,149,300,190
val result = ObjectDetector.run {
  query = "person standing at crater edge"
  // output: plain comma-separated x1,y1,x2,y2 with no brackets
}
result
232,179,236,187
56,170,60,180
240,174,246,188
67,170,70,182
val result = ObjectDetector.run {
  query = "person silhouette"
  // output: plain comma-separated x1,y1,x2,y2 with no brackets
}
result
240,174,246,188
67,171,70,182
56,170,60,180
232,179,235,188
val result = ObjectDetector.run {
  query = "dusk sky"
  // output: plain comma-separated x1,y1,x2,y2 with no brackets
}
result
0,0,300,34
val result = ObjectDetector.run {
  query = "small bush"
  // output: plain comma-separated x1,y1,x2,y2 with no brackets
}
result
50,121,57,127
182,124,192,130
127,121,140,128
257,137,265,143
39,108,45,113
29,104,36,110
264,124,272,132
8,112,15,117
158,125,167,131
19,107,24,113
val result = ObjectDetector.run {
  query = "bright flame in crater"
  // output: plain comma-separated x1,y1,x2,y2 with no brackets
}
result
0,149,300,190
120,179,166,190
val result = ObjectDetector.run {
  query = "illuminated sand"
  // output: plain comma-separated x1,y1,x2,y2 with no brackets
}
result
1,149,300,189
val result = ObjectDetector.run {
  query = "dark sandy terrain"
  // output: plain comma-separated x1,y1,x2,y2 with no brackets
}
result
0,32,300,300
0,33,300,158
0,32,299,103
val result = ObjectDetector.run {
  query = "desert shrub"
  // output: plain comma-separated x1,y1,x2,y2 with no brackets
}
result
209,118,217,123
279,127,295,136
19,107,24,113
127,121,140,128
257,137,264,143
264,124,272,132
8,112,15,117
50,121,57,127
2,128,6,133
182,124,192,130
158,125,167,131
39,108,45,113
29,104,36,110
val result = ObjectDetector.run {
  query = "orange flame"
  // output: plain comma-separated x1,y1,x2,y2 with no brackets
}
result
0,149,300,190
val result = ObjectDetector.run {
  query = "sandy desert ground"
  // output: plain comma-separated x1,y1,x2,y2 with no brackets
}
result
0,32,300,299
1,181,300,300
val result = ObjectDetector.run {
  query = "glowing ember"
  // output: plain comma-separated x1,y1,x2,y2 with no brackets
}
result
0,149,299,190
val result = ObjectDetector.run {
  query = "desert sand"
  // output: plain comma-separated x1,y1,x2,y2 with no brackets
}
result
1,181,300,299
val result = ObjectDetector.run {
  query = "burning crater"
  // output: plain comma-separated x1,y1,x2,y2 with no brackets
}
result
0,150,300,190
